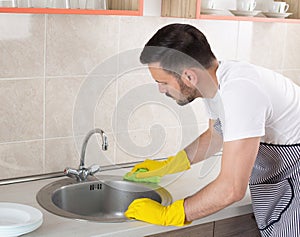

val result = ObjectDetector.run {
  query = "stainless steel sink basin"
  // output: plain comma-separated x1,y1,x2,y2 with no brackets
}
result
36,175,172,222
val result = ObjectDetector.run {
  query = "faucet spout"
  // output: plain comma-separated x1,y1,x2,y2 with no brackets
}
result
80,128,108,169
64,128,108,182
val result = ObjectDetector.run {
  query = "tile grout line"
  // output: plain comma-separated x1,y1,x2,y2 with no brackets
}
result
235,20,241,60
113,16,121,165
43,14,48,174
280,22,288,71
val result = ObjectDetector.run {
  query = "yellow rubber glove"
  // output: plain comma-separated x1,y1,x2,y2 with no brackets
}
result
129,150,190,178
125,198,190,226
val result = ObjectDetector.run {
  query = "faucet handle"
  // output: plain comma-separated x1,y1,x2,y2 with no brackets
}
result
64,167,79,176
87,164,100,176
64,167,81,181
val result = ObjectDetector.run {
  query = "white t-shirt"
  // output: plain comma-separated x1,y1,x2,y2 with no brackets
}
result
204,60,300,145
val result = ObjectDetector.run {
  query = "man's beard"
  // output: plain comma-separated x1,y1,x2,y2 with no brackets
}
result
166,79,197,106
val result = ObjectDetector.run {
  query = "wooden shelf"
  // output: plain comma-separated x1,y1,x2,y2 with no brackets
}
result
197,14,300,23
0,7,142,15
161,0,300,24
0,0,143,15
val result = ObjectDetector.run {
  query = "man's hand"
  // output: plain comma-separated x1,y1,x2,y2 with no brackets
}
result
125,198,189,226
128,150,190,178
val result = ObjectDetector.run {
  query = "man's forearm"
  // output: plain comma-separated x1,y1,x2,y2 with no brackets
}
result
184,177,242,221
185,122,223,164
184,137,260,222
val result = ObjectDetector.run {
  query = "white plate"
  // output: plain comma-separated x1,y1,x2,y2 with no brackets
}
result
229,10,261,17
0,220,43,237
0,203,43,237
201,8,228,15
262,12,293,18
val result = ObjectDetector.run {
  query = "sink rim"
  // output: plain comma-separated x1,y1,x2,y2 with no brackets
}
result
36,175,172,223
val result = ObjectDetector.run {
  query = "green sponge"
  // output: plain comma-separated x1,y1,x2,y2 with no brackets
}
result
123,168,161,184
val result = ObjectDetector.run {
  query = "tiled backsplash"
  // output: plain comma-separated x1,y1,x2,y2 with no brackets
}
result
0,14,300,180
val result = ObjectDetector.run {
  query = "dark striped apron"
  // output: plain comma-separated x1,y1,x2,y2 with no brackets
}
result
214,119,300,236
250,143,300,237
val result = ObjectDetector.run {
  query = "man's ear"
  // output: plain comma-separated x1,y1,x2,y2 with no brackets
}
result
182,69,198,86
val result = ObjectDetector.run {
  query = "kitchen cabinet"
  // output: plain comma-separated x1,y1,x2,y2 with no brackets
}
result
0,0,143,15
145,213,260,237
161,0,300,23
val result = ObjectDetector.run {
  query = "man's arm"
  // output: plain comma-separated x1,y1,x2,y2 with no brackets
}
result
185,119,223,164
184,136,260,221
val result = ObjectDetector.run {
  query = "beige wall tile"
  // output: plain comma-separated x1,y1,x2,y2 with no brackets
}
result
0,79,43,143
115,124,206,164
282,70,300,86
118,16,184,52
115,128,182,164
46,74,117,139
116,72,204,133
94,76,117,133
0,14,45,78
0,141,43,179
72,75,117,136
45,134,115,173
283,24,300,69
237,21,287,70
46,15,120,77
45,137,79,173
46,76,83,138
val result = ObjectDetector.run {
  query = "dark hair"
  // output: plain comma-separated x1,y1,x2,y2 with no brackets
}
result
140,23,216,74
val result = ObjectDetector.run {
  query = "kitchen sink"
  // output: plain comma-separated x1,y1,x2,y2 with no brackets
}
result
36,175,172,222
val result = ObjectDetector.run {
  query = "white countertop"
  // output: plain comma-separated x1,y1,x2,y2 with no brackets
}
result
0,157,253,237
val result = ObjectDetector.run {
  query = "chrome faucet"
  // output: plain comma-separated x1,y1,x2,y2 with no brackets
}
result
64,128,108,182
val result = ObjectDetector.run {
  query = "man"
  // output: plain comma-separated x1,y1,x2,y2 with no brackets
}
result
125,23,300,237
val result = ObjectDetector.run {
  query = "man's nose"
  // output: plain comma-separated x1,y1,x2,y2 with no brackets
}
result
158,84,167,93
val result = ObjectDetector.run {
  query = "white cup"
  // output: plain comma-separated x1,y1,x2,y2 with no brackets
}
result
269,1,289,13
201,0,216,9
236,0,257,11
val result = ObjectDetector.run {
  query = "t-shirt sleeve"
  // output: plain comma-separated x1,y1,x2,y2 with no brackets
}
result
203,97,219,120
221,79,270,142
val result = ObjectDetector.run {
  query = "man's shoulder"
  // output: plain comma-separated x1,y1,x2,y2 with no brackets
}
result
217,60,263,86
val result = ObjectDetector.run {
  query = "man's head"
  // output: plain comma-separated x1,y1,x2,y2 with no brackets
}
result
140,24,217,105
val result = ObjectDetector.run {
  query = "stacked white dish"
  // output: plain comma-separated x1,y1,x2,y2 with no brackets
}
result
201,8,229,15
262,12,292,18
229,9,261,17
0,203,43,237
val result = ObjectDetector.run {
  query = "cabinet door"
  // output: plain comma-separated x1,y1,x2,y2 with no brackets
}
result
214,214,260,237
145,213,260,237
145,222,214,237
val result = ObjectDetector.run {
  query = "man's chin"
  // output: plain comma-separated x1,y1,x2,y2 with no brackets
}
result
176,98,194,106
